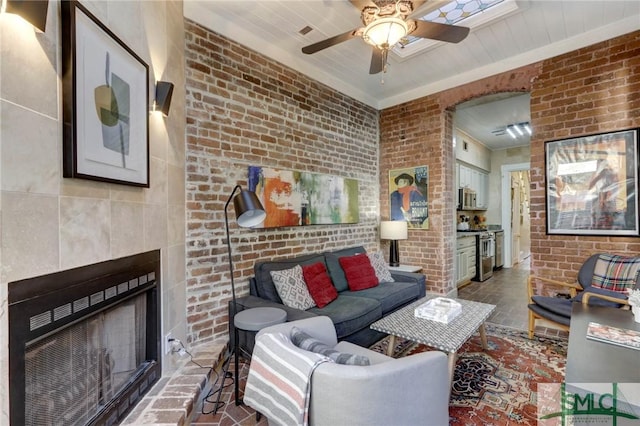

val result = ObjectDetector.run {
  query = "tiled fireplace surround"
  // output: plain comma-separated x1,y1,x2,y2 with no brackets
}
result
6,251,221,426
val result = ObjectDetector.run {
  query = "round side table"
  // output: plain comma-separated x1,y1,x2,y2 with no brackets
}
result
233,307,287,405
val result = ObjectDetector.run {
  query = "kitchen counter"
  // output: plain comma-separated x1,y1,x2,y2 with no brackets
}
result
457,231,486,237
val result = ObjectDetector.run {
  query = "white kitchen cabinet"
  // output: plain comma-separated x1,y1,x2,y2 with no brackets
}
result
459,164,472,189
457,163,489,210
474,171,489,209
456,236,477,286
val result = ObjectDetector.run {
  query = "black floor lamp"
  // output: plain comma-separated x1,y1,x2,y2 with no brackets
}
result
209,185,266,413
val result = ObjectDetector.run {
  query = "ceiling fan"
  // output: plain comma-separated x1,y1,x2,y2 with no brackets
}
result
301,0,470,74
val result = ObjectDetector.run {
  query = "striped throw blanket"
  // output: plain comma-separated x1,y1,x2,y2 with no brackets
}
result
243,332,331,426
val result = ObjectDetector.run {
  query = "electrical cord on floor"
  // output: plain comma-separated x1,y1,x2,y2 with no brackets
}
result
201,354,235,415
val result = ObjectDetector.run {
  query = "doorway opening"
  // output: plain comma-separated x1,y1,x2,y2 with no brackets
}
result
501,163,531,268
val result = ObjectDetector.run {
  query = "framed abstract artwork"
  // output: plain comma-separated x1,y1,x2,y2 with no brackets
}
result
61,1,149,187
248,166,359,228
389,166,429,229
545,129,639,236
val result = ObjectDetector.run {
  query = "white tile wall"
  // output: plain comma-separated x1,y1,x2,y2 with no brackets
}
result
0,1,186,424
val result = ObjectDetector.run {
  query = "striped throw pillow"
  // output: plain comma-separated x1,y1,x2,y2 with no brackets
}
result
290,327,370,366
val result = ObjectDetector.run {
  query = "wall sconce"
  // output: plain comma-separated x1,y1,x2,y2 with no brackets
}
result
154,81,174,116
1,0,48,32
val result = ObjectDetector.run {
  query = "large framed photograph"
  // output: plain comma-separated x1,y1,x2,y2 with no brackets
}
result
389,166,429,229
61,1,149,187
545,129,639,236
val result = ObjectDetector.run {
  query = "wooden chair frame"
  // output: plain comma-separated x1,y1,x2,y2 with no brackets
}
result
527,275,582,339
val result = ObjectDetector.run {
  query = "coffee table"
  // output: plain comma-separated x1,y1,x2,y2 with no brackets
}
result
371,295,496,382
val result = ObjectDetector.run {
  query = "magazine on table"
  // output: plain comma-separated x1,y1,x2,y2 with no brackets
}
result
586,322,640,351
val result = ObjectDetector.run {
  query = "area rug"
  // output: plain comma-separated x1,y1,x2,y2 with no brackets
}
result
370,324,567,425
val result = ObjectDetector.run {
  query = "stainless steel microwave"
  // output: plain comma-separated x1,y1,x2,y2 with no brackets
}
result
458,188,476,210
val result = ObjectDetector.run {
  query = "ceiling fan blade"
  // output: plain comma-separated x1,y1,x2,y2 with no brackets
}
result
412,20,470,43
302,29,359,54
369,48,386,75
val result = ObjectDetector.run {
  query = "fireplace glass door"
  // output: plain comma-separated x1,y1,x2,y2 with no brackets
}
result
25,294,148,426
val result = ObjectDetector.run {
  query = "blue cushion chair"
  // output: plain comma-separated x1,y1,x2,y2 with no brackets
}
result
527,253,638,339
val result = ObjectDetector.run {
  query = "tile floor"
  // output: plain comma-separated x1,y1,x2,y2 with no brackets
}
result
193,257,567,425
458,257,531,330
458,256,568,339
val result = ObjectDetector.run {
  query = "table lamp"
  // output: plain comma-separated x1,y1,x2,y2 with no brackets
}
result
380,220,408,267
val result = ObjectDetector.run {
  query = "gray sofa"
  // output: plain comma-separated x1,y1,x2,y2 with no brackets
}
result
232,246,426,349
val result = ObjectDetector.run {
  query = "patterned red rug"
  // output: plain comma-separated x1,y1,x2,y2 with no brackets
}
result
370,325,567,425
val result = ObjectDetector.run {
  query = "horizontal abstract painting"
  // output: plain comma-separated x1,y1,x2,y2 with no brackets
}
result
248,166,359,228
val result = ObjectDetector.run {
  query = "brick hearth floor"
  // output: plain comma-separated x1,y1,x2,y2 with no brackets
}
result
194,358,267,426
121,342,227,426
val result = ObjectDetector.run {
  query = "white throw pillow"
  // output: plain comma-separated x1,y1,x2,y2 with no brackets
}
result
367,251,395,283
270,265,316,310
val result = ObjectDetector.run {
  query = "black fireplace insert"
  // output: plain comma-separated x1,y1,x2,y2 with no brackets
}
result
8,250,161,426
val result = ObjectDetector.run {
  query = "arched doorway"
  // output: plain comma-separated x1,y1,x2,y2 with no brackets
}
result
454,92,531,279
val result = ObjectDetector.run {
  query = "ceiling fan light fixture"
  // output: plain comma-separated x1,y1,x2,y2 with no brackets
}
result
363,17,408,49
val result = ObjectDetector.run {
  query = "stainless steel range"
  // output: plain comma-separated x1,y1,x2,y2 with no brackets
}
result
476,231,494,281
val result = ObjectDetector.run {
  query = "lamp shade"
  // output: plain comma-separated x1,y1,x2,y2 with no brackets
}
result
380,220,408,240
233,189,266,228
363,17,408,49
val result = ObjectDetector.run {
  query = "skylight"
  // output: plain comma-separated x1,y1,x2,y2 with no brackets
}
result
419,0,504,28
392,0,517,59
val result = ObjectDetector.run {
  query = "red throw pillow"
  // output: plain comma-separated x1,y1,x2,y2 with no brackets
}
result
302,262,338,308
338,254,379,291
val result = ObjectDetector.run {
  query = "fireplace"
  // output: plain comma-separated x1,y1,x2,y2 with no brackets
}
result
8,250,161,426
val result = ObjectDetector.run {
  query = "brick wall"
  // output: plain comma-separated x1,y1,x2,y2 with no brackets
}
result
380,30,640,292
528,31,640,280
184,20,379,344
380,65,539,294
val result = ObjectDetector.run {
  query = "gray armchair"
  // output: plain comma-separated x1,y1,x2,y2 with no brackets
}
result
250,316,450,426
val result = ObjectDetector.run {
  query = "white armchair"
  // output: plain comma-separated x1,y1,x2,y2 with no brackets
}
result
250,316,450,426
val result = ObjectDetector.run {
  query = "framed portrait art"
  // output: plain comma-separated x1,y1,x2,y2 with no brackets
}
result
389,166,429,229
62,1,149,187
545,129,639,236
